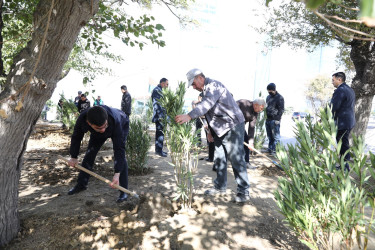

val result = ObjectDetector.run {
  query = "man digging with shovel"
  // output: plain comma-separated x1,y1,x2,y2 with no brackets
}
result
67,106,130,203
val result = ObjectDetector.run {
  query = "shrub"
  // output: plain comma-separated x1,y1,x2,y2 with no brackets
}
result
158,82,199,209
274,106,375,249
58,94,78,131
125,118,151,175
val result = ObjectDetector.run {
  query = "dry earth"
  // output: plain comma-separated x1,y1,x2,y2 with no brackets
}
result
4,122,309,250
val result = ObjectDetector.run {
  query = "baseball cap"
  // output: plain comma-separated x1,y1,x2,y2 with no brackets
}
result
186,68,203,87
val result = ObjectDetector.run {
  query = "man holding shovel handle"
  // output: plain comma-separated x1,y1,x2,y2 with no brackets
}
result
67,105,130,203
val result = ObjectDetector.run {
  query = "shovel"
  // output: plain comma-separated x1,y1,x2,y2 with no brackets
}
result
57,155,139,198
243,142,283,171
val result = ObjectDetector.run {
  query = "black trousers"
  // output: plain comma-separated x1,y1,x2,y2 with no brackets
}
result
77,136,128,190
155,120,164,153
336,129,351,162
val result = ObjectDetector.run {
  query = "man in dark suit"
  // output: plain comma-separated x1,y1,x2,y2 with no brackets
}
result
151,78,169,157
330,72,356,170
67,106,130,203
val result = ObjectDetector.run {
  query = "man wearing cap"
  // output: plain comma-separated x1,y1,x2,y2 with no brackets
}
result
67,105,130,203
74,91,82,107
121,85,132,117
330,72,355,171
152,78,169,157
175,69,250,203
265,83,284,154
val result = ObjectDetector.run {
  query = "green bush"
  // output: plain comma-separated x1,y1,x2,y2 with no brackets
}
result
274,106,375,250
58,94,78,132
158,82,199,209
125,119,151,175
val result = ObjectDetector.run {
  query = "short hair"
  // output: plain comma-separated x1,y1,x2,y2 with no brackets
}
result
121,85,127,90
160,78,168,84
87,106,108,126
332,72,346,82
80,94,86,98
253,98,267,108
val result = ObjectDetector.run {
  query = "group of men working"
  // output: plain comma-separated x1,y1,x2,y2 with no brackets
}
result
65,69,355,204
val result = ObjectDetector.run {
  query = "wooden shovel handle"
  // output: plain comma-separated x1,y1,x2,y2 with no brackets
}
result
57,155,138,197
243,142,275,164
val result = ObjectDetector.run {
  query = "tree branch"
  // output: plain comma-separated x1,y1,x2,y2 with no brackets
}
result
313,10,375,41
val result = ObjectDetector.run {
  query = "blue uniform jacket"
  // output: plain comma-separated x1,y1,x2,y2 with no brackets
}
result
330,83,356,130
70,105,129,173
151,84,165,123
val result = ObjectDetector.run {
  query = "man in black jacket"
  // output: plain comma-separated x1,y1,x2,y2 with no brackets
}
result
265,83,284,154
77,94,91,113
67,106,130,203
330,72,355,170
121,85,132,117
152,78,169,157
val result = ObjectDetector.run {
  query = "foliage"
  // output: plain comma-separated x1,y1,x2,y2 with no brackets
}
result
305,75,334,117
58,94,79,132
253,92,267,150
258,0,373,72
125,118,151,175
158,82,199,209
0,0,195,84
274,106,375,249
146,97,153,125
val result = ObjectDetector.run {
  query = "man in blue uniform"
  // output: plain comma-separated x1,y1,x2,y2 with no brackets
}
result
330,72,356,171
67,105,130,203
151,78,169,157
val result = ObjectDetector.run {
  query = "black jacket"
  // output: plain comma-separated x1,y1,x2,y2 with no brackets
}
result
121,91,132,116
70,105,129,173
330,83,356,130
77,99,90,113
266,92,284,121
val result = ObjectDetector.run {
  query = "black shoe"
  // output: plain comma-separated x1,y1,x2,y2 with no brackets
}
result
205,157,213,162
204,188,226,196
68,185,87,195
116,192,128,203
235,193,250,203
156,151,167,157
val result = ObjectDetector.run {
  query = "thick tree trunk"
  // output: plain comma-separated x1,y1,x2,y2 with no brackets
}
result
0,0,99,246
350,40,375,139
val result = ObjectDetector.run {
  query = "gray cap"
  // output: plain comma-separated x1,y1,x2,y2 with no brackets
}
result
186,68,203,87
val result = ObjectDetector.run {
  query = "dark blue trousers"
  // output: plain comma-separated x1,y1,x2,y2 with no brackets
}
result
155,120,164,153
77,136,128,190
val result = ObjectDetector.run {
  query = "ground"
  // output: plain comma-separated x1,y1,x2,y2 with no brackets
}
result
4,123,308,250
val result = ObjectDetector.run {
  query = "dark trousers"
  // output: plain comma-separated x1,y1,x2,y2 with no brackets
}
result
77,136,128,191
195,118,203,146
243,131,250,163
204,128,215,161
155,120,164,153
336,129,351,162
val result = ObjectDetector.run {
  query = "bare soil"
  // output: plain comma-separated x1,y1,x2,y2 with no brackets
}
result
4,123,308,250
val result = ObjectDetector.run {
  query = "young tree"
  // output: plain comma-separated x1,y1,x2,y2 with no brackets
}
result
0,0,191,246
305,75,334,116
259,0,375,138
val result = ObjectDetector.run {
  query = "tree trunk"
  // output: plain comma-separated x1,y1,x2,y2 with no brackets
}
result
0,0,99,246
350,40,375,139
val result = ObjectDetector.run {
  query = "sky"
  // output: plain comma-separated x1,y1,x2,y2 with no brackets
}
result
51,0,343,114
